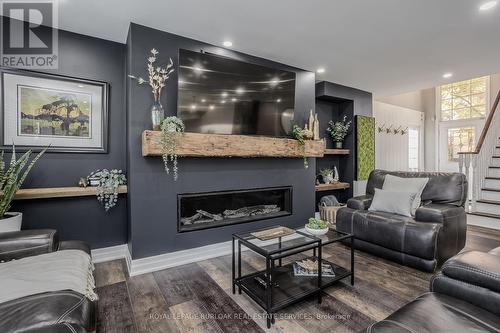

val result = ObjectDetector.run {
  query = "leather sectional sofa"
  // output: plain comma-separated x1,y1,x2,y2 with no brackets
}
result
364,246,500,332
337,169,468,272
0,229,96,333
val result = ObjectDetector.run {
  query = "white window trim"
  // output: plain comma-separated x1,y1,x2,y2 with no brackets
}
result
435,76,491,171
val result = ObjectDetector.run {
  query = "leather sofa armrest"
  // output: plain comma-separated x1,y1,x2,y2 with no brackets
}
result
415,203,464,224
346,195,373,210
439,250,500,293
0,229,58,262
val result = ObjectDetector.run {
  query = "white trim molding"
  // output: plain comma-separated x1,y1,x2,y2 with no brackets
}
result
91,244,129,264
127,241,233,276
90,241,234,277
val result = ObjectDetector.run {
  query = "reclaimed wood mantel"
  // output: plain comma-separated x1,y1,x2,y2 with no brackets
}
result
142,131,326,158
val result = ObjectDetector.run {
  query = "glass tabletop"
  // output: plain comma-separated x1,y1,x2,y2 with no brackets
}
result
311,228,353,245
234,227,319,256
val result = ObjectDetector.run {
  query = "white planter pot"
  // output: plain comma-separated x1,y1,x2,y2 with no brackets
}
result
0,212,22,233
305,225,329,236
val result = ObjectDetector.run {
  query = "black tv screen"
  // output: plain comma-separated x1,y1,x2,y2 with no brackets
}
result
178,49,296,137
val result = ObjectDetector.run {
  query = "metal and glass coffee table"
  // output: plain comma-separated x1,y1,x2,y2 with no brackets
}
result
232,227,354,328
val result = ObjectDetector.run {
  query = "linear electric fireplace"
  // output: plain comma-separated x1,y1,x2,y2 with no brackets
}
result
178,186,292,232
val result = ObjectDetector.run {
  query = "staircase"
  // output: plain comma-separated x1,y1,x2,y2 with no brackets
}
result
460,90,500,229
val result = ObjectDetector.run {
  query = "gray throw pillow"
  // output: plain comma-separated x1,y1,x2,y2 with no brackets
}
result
368,189,416,217
382,175,429,216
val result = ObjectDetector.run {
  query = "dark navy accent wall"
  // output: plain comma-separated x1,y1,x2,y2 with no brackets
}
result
315,81,373,201
1,21,128,249
127,23,316,259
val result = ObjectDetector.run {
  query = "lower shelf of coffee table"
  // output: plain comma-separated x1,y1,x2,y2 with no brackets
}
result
236,258,350,312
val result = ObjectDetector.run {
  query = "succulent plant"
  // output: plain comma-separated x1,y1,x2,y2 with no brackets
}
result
160,116,185,180
86,169,126,211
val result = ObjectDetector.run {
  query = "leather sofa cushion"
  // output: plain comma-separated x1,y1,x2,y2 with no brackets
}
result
23,323,87,333
364,292,500,332
441,250,500,294
336,208,440,260
489,246,500,256
366,170,467,206
58,241,91,255
0,290,96,333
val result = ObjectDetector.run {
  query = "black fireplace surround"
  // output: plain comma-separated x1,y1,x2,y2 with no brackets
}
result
178,187,293,232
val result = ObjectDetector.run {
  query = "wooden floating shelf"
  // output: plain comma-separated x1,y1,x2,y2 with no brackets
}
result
315,182,350,192
142,131,326,158
324,149,350,155
10,186,128,200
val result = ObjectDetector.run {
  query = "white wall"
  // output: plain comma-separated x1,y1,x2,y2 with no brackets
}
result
374,102,425,171
376,73,500,172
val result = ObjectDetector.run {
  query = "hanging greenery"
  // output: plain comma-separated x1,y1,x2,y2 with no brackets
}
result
160,116,185,180
292,125,308,169
86,169,127,211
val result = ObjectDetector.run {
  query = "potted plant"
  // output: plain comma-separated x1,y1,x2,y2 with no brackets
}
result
319,168,334,184
0,146,45,233
326,116,352,149
305,217,330,236
129,48,175,131
161,116,185,180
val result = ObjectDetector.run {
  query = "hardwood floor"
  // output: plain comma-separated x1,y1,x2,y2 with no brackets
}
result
95,226,500,333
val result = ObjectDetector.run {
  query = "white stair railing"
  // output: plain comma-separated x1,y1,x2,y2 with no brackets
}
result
459,91,500,212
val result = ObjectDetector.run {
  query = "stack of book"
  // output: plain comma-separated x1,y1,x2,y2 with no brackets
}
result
293,259,336,277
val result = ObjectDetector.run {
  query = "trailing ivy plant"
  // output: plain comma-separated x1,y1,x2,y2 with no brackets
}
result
160,116,185,180
87,169,127,211
0,145,46,218
292,125,308,169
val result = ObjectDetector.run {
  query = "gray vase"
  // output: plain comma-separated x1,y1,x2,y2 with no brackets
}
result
150,101,164,131
334,141,343,149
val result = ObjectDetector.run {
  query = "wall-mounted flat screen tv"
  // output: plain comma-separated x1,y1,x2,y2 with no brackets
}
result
178,49,296,137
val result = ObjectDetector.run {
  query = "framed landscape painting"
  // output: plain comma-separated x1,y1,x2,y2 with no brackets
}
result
0,69,108,153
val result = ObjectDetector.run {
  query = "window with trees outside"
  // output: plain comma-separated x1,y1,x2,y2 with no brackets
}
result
439,76,489,165
440,76,488,121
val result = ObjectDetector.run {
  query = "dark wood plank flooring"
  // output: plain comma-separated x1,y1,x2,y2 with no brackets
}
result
95,226,500,333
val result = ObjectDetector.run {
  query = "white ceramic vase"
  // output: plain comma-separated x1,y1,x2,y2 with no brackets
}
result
0,212,22,233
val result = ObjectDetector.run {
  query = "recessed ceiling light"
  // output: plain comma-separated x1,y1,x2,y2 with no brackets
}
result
209,105,215,110
77,84,85,88
316,68,325,74
276,98,282,103
201,99,206,103
193,66,202,72
443,73,453,79
221,100,226,104
480,1,497,11
236,87,245,94
270,79,279,86
221,92,228,97
223,40,233,47
231,98,237,102
190,104,197,110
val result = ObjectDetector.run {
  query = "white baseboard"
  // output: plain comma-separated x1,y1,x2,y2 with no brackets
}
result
467,214,500,230
128,240,233,276
91,241,235,277
91,244,129,264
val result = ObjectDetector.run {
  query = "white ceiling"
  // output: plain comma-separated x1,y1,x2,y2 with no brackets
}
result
55,0,500,96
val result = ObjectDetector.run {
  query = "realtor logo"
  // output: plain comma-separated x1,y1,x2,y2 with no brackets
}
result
1,0,58,68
